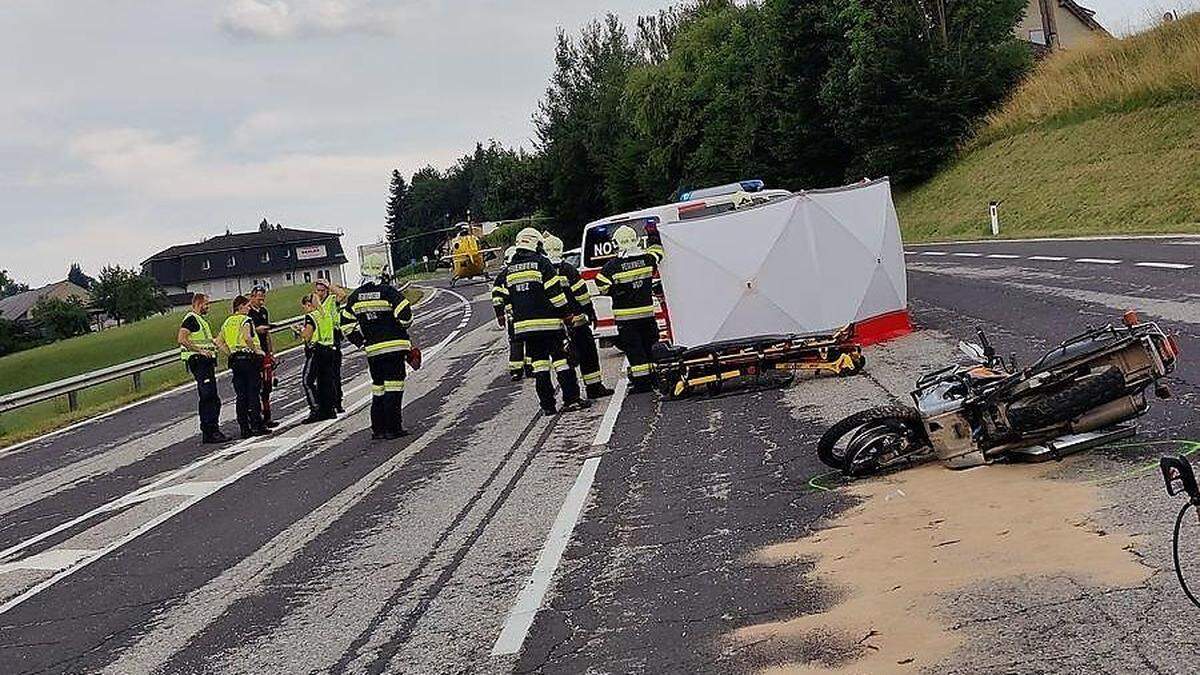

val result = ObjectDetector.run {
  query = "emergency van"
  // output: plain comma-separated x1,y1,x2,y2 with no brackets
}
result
579,181,790,345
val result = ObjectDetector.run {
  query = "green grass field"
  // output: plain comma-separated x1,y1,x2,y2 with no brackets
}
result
896,15,1200,242
0,284,423,447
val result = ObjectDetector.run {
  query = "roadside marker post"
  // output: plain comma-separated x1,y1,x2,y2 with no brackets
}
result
989,200,1002,236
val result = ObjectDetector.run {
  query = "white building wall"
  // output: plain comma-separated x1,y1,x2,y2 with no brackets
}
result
185,263,345,300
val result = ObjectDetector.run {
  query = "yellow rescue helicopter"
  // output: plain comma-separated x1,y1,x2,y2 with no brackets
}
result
441,222,500,286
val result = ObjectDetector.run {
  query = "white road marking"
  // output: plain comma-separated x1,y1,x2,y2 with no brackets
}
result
1136,261,1194,270
491,365,629,657
921,251,949,256
0,549,96,574
1076,258,1122,265
986,254,1020,259
1028,255,1068,261
491,456,601,656
591,375,629,448
0,289,473,616
952,252,982,257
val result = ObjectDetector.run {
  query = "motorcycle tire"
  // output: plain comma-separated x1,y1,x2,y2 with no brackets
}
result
817,405,924,471
1006,366,1124,433
842,416,930,478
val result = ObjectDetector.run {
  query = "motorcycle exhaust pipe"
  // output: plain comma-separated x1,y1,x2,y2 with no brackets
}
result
1070,394,1148,434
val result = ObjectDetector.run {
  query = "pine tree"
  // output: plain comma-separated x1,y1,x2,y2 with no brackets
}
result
385,169,409,242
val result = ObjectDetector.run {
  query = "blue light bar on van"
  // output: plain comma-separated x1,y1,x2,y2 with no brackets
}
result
679,179,765,202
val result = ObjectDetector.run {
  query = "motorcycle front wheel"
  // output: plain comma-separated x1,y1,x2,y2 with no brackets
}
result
817,406,926,471
841,417,932,477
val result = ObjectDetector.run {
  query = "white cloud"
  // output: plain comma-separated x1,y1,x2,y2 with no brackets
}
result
218,0,406,40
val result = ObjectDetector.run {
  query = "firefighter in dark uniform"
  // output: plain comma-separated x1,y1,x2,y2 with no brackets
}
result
595,224,665,393
344,255,413,439
542,234,613,400
496,246,529,381
177,292,227,443
217,294,268,438
492,228,589,415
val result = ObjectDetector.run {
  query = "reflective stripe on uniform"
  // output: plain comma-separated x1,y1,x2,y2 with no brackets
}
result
509,360,525,371
352,299,392,313
506,270,542,285
594,273,612,293
544,274,564,289
629,363,653,376
552,359,570,372
371,384,385,396
647,244,665,263
393,299,410,317
612,266,653,282
513,318,562,334
547,292,567,308
613,305,655,320
582,370,603,384
531,359,552,373
365,338,411,355
383,380,405,392
180,311,215,361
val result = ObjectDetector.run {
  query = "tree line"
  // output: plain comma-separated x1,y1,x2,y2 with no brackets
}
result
385,0,1030,257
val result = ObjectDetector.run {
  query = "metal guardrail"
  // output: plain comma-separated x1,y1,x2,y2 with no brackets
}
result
0,315,307,415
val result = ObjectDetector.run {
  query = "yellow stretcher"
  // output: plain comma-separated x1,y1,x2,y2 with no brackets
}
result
651,328,865,399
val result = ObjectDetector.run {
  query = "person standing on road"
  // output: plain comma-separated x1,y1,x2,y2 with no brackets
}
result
596,224,664,393
492,228,589,416
495,246,529,382
246,286,278,429
314,279,349,414
216,295,268,439
542,234,613,400
178,293,227,444
344,256,414,440
297,293,338,424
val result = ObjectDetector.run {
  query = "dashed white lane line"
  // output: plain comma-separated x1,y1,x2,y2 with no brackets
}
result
952,252,982,257
922,251,949,256
1075,258,1123,265
1136,261,1194,270
492,370,629,657
1028,255,1068,261
986,254,1020,259
0,290,473,617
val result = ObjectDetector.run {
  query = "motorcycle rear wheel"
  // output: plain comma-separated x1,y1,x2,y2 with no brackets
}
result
1006,366,1125,432
841,415,931,477
817,406,925,471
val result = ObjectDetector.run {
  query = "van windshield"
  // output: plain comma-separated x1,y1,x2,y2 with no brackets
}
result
582,216,660,269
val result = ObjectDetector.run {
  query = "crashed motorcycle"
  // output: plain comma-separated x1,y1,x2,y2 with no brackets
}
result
818,311,1179,477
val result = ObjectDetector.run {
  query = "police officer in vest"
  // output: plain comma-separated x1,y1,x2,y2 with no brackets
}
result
178,293,227,443
298,293,338,424
314,279,349,413
595,224,665,393
344,253,413,439
542,234,613,400
216,295,268,438
492,228,590,415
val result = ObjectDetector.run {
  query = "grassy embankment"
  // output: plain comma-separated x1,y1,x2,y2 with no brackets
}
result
0,283,422,447
897,14,1200,241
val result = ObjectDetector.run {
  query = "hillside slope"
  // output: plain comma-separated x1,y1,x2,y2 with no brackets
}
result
897,14,1200,241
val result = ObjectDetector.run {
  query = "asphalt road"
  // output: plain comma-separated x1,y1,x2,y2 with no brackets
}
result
0,236,1198,674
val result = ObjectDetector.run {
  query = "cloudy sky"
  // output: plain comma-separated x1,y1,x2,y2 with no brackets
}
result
0,0,1192,286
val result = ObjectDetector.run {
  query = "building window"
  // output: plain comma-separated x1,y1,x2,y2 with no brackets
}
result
283,249,291,259
225,279,235,293
317,269,330,281
303,271,312,283
285,272,293,282
1029,29,1047,46
202,259,211,271
227,256,237,268
260,251,270,263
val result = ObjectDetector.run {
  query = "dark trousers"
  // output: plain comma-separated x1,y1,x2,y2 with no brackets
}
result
507,321,525,373
617,318,658,390
569,323,603,390
332,346,344,409
187,355,221,436
524,331,580,411
229,353,265,434
260,355,274,423
303,345,337,418
367,352,407,435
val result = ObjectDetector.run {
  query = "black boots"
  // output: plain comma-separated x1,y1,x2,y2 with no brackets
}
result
202,431,230,444
586,384,615,399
